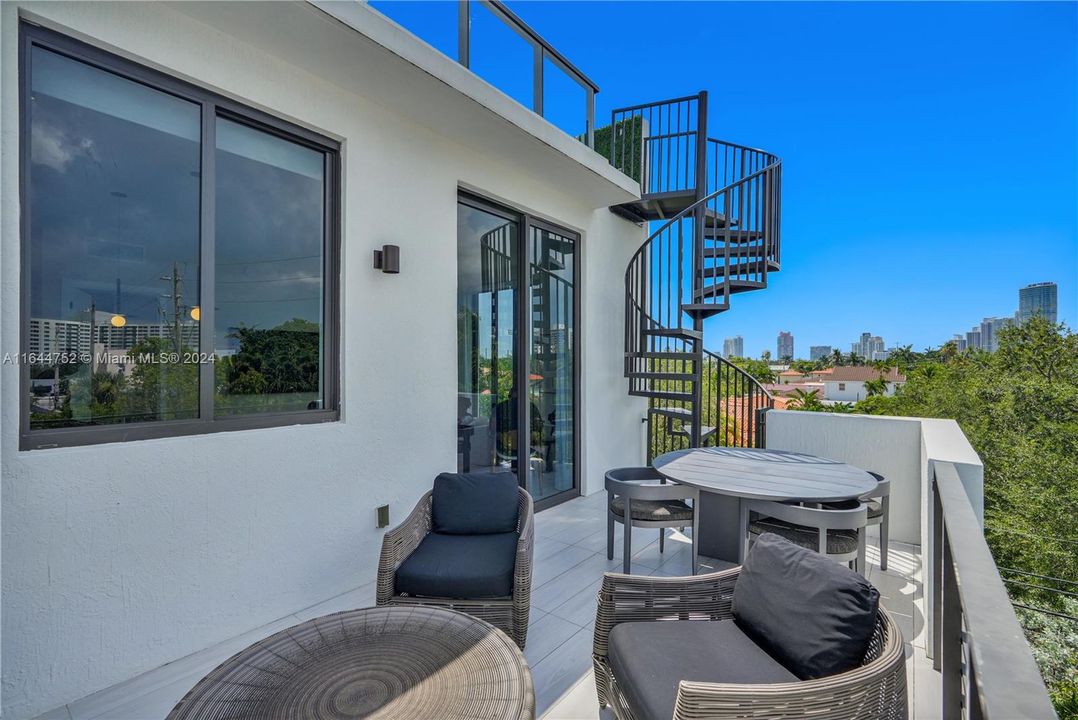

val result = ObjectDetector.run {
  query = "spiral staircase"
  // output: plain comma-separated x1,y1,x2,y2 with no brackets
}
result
605,92,781,459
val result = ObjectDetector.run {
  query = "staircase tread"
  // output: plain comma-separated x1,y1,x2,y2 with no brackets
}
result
650,406,693,418
642,327,703,340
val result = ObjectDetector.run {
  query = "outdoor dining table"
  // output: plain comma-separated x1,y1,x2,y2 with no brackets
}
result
166,605,535,720
652,446,878,563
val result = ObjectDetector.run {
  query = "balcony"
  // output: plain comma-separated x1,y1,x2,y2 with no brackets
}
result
36,411,1054,719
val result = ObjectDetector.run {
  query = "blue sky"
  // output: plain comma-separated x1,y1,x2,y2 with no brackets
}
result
373,1,1077,358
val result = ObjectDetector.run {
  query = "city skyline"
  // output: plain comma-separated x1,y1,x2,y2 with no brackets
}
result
733,280,1067,359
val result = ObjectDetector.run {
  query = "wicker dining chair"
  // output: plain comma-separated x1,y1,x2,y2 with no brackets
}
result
742,498,869,574
377,473,534,649
593,551,907,719
606,467,699,575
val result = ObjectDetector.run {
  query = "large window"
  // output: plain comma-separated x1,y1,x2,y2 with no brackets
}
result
19,25,339,449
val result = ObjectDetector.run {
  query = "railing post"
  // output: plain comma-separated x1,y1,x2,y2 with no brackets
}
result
457,0,470,67
755,406,768,448
532,44,544,116
932,476,943,667
586,88,595,148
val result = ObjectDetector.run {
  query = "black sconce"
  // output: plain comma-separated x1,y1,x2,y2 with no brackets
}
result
373,245,400,274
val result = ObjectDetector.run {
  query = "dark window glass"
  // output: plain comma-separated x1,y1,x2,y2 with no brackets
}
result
27,46,201,429
21,26,340,448
457,202,518,476
528,226,575,501
214,118,326,416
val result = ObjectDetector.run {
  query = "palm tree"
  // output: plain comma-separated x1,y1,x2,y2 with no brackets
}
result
845,351,864,366
863,376,889,397
830,348,844,367
787,388,825,411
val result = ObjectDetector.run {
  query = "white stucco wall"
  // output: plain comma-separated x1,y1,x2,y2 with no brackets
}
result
821,380,901,402
765,409,988,656
764,410,925,545
0,3,645,716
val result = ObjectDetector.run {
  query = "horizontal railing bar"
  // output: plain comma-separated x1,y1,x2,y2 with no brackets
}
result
481,0,599,92
935,462,1056,718
1004,578,1078,600
999,567,1078,586
644,131,698,141
1011,603,1078,622
611,94,700,115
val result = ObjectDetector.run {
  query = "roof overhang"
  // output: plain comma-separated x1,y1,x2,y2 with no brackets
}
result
166,1,640,209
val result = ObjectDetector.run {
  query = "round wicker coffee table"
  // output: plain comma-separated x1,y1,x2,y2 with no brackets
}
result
167,605,535,720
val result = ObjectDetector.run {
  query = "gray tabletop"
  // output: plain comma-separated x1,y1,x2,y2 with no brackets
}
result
653,447,877,502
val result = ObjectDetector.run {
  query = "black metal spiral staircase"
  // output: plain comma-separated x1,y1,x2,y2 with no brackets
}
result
604,92,781,459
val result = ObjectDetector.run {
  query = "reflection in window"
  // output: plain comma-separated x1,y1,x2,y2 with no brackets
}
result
27,46,201,428
457,202,519,476
528,226,575,501
22,28,339,447
214,119,326,416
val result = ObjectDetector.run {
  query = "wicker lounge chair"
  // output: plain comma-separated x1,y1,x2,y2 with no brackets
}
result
594,534,907,720
377,472,534,649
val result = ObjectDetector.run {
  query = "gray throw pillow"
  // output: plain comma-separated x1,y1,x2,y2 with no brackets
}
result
731,532,880,680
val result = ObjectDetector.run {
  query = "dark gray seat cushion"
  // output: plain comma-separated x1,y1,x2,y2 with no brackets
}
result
749,518,861,554
608,619,797,720
395,532,518,598
732,533,880,680
825,498,884,518
609,496,693,522
432,472,519,535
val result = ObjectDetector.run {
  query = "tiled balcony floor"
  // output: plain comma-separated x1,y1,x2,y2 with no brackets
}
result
38,491,938,720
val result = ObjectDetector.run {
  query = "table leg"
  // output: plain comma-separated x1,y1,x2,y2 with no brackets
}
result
696,493,744,563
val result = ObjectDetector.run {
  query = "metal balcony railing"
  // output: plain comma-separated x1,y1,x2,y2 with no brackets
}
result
457,0,598,147
931,461,1056,719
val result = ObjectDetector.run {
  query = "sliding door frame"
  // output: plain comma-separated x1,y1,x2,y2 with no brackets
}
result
457,191,581,511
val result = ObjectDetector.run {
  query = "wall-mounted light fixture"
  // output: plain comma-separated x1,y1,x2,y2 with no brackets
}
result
373,245,400,274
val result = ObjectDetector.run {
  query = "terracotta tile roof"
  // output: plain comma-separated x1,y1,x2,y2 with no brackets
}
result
821,366,906,382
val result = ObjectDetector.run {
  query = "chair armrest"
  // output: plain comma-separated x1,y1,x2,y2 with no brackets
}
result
514,488,534,602
748,498,868,531
593,568,740,664
376,491,433,604
672,607,908,720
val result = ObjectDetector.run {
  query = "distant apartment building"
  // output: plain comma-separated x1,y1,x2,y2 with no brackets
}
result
809,345,832,361
851,332,886,361
953,334,967,352
1018,282,1058,324
776,331,794,360
966,328,982,351
28,316,199,356
723,335,744,359
976,316,1013,353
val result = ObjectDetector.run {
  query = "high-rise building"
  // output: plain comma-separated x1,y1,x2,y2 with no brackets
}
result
776,331,794,360
809,345,832,361
977,316,1014,353
723,335,744,359
966,328,981,351
953,334,967,352
1018,282,1058,324
850,332,886,360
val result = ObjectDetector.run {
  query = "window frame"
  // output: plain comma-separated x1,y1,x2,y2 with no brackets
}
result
18,22,341,450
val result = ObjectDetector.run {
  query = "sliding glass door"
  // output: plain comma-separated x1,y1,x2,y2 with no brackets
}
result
456,194,578,508
527,223,576,502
